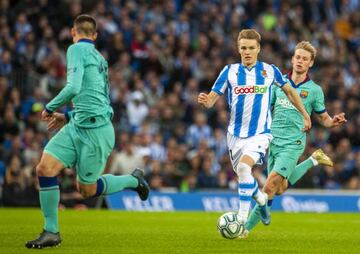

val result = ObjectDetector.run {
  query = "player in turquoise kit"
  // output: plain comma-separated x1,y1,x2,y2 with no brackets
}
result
242,41,346,237
26,15,150,249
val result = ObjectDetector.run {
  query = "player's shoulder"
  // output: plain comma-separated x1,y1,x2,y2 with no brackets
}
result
226,63,240,69
308,79,323,92
258,61,278,71
66,43,85,55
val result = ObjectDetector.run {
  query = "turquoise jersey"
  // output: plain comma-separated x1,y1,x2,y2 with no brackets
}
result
46,39,113,128
271,73,326,147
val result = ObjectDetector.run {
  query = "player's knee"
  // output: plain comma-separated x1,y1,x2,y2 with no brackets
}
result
36,163,55,177
263,174,283,194
78,184,97,198
236,162,252,179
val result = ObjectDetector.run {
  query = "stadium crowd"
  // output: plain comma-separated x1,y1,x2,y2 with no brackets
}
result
0,0,359,207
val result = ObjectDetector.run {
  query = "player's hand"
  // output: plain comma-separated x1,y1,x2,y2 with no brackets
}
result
47,113,66,132
302,113,312,132
41,110,52,121
198,93,209,108
332,112,347,127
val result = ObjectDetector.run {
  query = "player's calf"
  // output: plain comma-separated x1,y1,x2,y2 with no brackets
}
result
276,179,288,195
263,172,284,200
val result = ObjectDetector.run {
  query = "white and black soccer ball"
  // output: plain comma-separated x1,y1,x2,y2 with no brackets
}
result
217,212,245,239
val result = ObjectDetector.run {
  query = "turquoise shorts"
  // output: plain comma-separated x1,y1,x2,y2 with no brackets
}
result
267,142,305,179
44,121,115,184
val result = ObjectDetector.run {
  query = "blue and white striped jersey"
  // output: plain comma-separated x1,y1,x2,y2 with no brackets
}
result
211,61,287,138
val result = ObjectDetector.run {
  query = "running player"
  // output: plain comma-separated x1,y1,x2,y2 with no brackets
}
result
243,41,346,237
26,15,150,249
198,30,311,225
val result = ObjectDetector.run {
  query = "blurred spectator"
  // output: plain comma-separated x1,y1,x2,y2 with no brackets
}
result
1,0,360,204
110,141,144,175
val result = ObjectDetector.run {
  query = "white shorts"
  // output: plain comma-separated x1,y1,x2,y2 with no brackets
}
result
227,132,272,169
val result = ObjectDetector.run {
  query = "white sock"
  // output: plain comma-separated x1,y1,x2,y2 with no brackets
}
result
253,189,267,206
237,163,257,221
310,156,319,166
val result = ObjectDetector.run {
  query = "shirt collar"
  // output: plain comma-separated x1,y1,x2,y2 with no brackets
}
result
287,70,310,88
78,38,95,45
241,61,259,71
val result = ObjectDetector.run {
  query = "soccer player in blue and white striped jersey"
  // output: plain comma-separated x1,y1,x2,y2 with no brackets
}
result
198,29,311,225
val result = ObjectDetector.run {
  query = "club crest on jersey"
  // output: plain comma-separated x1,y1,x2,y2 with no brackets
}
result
300,90,308,98
261,70,267,78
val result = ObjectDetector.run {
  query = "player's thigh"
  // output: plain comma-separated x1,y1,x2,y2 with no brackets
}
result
75,123,115,184
227,132,244,169
242,133,272,165
272,145,304,179
227,133,272,169
267,143,280,175
43,124,77,170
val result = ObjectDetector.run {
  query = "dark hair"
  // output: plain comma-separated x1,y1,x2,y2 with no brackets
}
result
74,14,97,36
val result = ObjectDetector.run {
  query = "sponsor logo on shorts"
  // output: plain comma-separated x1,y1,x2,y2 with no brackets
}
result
86,172,93,177
280,167,287,171
234,85,268,95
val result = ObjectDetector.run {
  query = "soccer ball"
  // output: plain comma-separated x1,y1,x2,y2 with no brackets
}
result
217,212,245,239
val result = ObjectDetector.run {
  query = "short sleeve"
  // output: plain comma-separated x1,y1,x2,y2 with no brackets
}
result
211,65,230,95
271,64,287,88
313,87,326,114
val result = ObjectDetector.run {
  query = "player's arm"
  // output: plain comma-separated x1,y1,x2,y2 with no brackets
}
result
281,83,311,131
198,91,221,108
198,65,229,108
43,45,84,117
316,112,347,128
312,87,346,128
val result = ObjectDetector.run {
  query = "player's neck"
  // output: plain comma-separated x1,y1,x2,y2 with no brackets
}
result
291,71,308,85
74,36,95,43
242,61,257,69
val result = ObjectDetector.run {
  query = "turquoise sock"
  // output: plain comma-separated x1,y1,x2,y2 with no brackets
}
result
100,174,138,195
245,200,273,231
288,158,314,185
245,204,261,231
38,177,60,233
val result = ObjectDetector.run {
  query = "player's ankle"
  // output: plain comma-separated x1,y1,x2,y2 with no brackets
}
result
309,156,319,166
253,191,267,206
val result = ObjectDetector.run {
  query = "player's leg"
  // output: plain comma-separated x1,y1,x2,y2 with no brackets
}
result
288,148,333,185
26,125,76,249
245,143,277,233
75,123,149,200
228,133,269,223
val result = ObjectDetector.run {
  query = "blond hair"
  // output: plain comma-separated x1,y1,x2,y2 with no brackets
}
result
295,41,317,60
237,29,261,46
74,14,97,36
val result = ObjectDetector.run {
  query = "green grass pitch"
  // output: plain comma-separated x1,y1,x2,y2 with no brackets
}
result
0,208,359,254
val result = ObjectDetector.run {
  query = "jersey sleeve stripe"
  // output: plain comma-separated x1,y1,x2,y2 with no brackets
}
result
212,65,230,94
314,109,326,114
271,64,286,87
226,80,232,111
